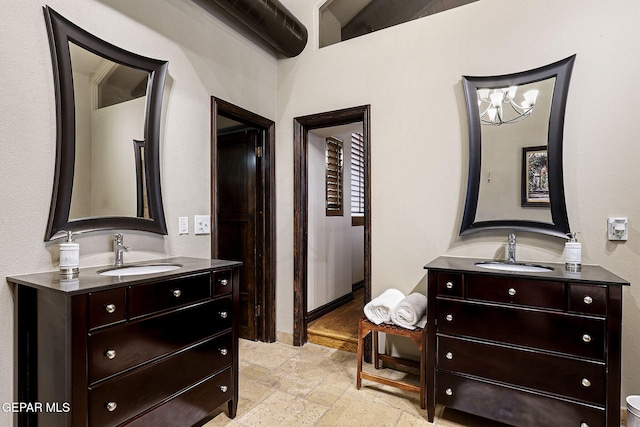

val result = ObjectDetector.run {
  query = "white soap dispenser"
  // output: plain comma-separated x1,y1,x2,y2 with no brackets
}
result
565,232,581,272
60,231,79,277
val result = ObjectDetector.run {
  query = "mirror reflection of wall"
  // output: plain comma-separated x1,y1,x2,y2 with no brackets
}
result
68,42,149,220
459,55,574,238
476,78,555,223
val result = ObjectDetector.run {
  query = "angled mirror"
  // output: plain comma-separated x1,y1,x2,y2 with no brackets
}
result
44,6,168,241
460,55,576,238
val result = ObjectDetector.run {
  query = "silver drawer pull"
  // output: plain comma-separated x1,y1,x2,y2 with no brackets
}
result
219,385,228,393
445,281,454,289
445,314,453,322
581,378,591,388
172,289,182,298
445,352,453,360
582,334,592,343
220,278,229,286
105,349,116,360
508,288,516,296
581,423,589,427
219,311,228,319
106,401,117,412
219,348,228,356
445,388,453,396
583,295,593,305
105,304,116,314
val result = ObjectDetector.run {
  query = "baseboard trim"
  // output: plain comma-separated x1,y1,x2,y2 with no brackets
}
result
276,331,294,345
352,280,364,292
307,293,354,322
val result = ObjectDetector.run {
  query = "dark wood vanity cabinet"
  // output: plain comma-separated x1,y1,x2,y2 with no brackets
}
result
424,257,629,427
10,257,241,427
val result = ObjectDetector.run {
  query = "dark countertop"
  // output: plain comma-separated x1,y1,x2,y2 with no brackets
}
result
6,257,242,295
424,256,629,286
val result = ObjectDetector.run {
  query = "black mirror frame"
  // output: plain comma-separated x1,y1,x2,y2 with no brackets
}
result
43,6,168,241
459,55,576,239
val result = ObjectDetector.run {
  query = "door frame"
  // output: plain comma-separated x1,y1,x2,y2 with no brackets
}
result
211,97,276,343
293,105,371,346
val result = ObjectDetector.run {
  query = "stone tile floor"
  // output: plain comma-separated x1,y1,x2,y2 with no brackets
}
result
203,339,507,427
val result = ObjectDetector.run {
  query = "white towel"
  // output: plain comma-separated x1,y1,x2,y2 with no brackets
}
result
390,293,427,330
364,289,406,325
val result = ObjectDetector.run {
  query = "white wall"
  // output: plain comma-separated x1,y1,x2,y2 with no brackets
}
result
351,225,364,284
89,97,145,217
70,72,93,219
0,0,276,422
307,131,353,311
277,0,640,404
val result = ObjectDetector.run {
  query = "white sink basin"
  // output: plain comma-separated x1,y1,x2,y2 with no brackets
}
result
475,261,554,273
98,263,182,276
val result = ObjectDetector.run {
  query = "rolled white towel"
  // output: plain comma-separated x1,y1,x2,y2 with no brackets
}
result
364,288,406,325
390,293,427,330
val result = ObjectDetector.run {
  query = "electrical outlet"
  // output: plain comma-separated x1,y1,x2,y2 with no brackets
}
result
608,217,628,241
179,217,189,235
194,215,210,235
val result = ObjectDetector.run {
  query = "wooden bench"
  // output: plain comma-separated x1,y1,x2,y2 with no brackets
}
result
356,317,427,408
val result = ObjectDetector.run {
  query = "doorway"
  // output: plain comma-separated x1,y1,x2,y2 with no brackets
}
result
211,97,276,342
293,105,371,347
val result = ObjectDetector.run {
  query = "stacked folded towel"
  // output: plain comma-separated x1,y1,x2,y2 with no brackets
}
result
390,293,427,330
364,288,427,329
363,289,405,325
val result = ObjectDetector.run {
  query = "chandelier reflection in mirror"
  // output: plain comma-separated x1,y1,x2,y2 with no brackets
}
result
478,86,539,125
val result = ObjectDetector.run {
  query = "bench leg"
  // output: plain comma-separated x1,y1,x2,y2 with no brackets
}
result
373,330,379,369
356,321,369,389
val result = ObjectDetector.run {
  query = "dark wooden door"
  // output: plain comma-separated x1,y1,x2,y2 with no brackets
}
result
217,130,261,340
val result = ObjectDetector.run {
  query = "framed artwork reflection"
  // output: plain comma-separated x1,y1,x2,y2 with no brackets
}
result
522,146,550,207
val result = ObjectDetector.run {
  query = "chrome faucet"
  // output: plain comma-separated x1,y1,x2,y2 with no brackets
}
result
113,233,131,267
507,233,516,263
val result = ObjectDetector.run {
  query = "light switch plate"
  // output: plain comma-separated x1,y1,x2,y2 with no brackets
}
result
179,217,189,235
194,215,210,235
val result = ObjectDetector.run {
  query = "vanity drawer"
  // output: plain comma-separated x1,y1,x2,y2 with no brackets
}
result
129,273,211,318
89,334,232,427
89,299,232,383
213,269,233,295
437,299,605,360
465,275,565,310
89,287,127,329
569,283,607,316
437,273,464,298
436,371,605,427
437,335,606,404
124,367,233,427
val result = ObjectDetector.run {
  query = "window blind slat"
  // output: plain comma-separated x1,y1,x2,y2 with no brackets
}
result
325,136,343,216
350,132,364,217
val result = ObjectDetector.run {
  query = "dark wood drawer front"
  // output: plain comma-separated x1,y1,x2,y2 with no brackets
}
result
89,287,126,329
437,299,605,360
89,334,232,427
436,371,605,427
569,283,607,316
466,275,565,310
89,299,232,383
437,335,606,404
124,368,233,427
213,269,233,295
437,273,463,298
129,273,211,318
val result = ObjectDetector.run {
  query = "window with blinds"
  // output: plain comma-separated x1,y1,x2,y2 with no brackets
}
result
325,137,344,216
350,132,365,225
